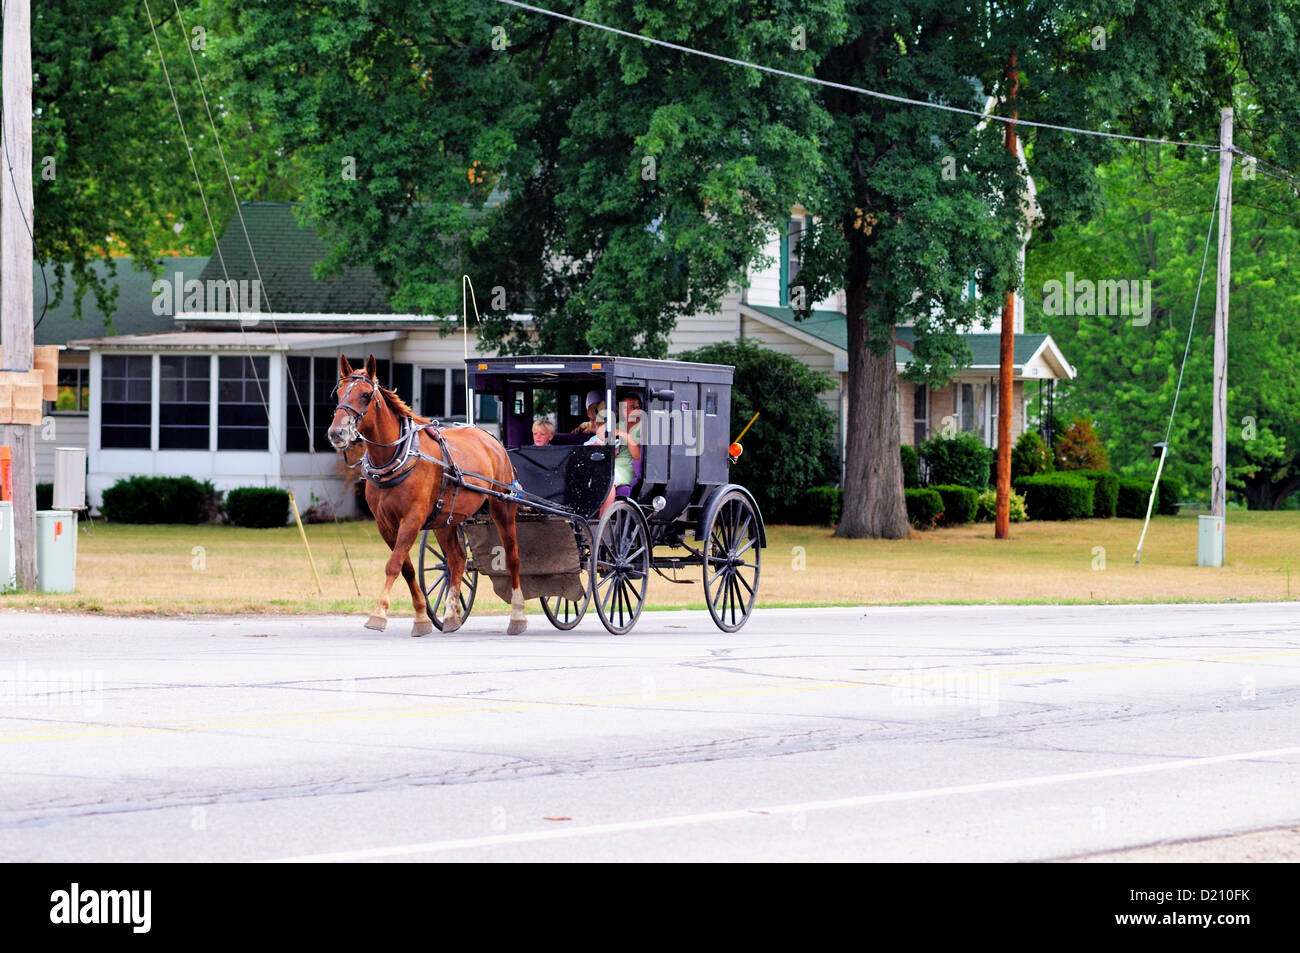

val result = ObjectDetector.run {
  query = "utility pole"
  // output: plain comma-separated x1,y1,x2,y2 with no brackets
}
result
996,53,1018,540
1212,107,1232,521
1199,106,1232,568
1,0,36,587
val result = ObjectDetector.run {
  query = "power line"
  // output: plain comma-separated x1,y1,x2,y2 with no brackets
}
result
493,0,1225,154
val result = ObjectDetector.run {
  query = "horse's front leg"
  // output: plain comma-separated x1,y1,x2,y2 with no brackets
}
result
490,499,527,635
366,512,425,633
435,525,467,634
403,555,434,637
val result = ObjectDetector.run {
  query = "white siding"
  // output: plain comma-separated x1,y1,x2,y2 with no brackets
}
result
668,291,741,354
35,415,89,484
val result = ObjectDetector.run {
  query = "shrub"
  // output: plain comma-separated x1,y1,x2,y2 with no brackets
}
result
919,433,992,490
1011,431,1054,480
675,340,839,519
975,488,1028,523
36,482,53,510
900,445,920,489
931,484,978,525
100,475,218,524
225,487,291,528
789,486,842,526
905,488,944,530
1157,476,1183,516
1116,477,1150,518
1054,417,1109,472
1074,470,1119,518
1014,473,1095,520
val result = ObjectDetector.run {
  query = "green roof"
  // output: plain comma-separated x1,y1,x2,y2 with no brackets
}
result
746,305,1052,369
198,202,392,314
28,258,203,347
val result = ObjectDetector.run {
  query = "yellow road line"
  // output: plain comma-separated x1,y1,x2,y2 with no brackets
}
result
2,650,1298,744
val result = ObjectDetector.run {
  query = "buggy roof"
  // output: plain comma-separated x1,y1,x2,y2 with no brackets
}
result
467,355,734,387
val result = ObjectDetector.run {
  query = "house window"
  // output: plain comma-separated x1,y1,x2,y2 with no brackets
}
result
53,368,89,413
286,356,313,452
913,385,929,446
420,367,467,420
158,355,211,450
101,355,152,449
957,382,988,443
218,356,270,451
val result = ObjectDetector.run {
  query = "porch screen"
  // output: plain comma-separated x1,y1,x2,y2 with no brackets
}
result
218,356,270,450
101,355,151,449
159,356,211,450
286,356,391,453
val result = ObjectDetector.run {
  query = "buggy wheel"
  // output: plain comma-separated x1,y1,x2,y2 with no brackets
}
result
418,527,477,631
540,520,592,630
702,491,761,632
591,501,649,635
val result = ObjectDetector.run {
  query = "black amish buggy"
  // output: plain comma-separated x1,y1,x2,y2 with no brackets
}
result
416,355,766,634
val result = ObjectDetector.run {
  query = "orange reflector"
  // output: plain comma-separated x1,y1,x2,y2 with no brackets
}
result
477,363,487,370
729,442,743,458
592,363,602,369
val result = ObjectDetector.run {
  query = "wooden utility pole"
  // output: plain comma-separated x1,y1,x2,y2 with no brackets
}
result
1211,107,1232,522
996,54,1018,539
1,0,36,587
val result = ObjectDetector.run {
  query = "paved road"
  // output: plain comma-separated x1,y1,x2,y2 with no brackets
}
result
1,602,1298,861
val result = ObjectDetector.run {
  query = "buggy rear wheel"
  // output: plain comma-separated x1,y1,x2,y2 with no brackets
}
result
540,520,592,630
591,501,649,635
701,491,761,632
418,527,478,631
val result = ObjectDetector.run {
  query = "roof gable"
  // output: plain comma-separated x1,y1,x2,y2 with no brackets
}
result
198,202,393,314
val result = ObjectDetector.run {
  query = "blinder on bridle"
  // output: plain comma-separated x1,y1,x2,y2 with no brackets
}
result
333,372,379,425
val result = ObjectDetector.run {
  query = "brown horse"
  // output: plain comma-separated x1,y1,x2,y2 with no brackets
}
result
327,354,526,636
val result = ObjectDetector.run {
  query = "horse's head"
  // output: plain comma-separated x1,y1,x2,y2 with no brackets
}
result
328,354,383,450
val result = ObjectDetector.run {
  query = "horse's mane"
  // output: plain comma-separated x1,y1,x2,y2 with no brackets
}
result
379,385,428,424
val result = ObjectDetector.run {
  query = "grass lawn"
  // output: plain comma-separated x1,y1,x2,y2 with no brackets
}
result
1,510,1296,617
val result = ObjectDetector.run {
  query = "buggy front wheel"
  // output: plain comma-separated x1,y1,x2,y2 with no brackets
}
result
591,501,649,635
701,491,761,632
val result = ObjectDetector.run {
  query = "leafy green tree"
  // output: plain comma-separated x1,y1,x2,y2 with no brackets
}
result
1026,143,1300,509
222,0,1300,533
33,1,298,318
676,340,838,520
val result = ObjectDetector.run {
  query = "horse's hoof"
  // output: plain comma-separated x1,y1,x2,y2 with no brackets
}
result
411,619,434,637
364,615,388,632
506,618,528,636
441,616,463,634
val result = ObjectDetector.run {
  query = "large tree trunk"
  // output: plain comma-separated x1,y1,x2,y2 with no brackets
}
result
836,277,909,539
1243,473,1300,510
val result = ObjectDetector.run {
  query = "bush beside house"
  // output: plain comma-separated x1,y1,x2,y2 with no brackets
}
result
101,476,219,524
905,488,944,529
919,433,992,490
931,485,979,525
225,487,291,528
1014,473,1095,520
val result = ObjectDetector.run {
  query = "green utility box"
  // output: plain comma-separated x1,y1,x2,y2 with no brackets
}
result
1197,513,1225,568
36,509,77,593
0,501,13,592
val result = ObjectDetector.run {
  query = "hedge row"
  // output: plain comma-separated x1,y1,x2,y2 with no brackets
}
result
100,476,290,527
930,484,979,526
906,488,944,530
1014,473,1095,520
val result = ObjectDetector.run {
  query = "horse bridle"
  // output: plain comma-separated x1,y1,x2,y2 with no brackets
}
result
333,373,408,449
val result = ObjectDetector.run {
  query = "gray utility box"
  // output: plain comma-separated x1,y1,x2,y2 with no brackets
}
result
36,509,77,593
1197,514,1225,568
0,501,13,592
